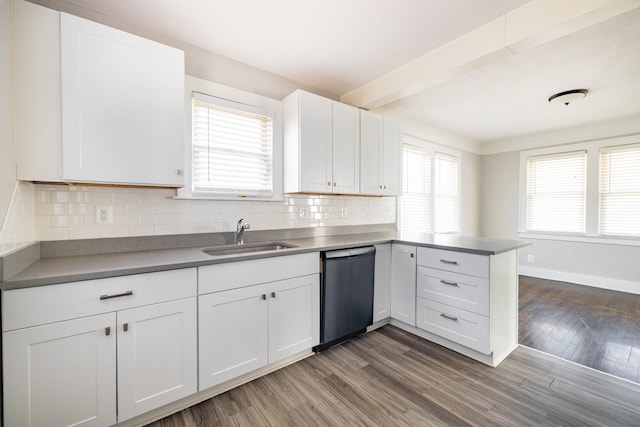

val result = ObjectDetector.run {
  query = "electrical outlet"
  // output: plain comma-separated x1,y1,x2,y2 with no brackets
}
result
95,206,113,225
298,208,308,219
527,254,535,263
340,208,347,219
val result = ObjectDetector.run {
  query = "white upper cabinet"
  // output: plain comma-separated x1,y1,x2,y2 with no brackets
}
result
283,90,360,194
13,0,185,187
360,110,402,196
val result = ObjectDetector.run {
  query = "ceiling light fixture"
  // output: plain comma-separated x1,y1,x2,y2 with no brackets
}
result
548,89,588,106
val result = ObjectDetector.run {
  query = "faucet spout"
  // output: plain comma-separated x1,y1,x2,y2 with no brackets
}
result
235,218,250,245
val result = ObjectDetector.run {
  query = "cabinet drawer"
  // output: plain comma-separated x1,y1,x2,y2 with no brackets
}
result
416,298,490,354
198,253,319,295
416,267,489,316
3,268,197,331
417,247,489,278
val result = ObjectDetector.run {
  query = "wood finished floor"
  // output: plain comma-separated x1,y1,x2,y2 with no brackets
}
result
519,275,640,383
148,326,640,427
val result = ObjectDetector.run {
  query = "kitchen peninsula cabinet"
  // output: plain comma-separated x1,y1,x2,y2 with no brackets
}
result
283,90,360,194
388,243,519,367
198,253,320,390
360,110,402,196
2,268,197,426
13,0,185,187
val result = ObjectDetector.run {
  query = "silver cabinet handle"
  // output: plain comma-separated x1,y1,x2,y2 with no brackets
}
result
440,313,458,321
440,280,458,287
440,259,458,265
327,181,331,186
105,326,111,336
100,291,133,300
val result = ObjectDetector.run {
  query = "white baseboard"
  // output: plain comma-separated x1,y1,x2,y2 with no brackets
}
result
519,265,640,295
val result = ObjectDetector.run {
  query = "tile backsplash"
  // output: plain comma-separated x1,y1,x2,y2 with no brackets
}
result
0,182,36,254
33,184,397,241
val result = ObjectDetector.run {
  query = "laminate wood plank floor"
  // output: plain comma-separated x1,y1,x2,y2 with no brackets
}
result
519,275,640,383
148,325,640,427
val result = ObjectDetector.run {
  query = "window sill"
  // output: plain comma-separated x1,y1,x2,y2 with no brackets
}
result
518,232,640,247
173,194,283,202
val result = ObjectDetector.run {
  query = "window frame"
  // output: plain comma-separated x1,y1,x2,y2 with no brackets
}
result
518,135,640,246
177,76,283,201
398,135,461,238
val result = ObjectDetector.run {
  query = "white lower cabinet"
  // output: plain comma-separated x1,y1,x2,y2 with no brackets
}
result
117,298,197,421
4,314,117,427
2,268,198,427
198,254,320,391
199,284,269,388
390,244,417,325
373,244,391,322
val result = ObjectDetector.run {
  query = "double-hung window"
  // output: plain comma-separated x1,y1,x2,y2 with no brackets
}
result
525,151,586,233
192,92,275,198
400,139,460,239
520,136,640,241
599,144,640,236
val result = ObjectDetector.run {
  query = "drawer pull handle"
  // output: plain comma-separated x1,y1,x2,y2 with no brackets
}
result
100,291,133,300
440,313,458,322
123,323,129,332
440,259,458,265
105,326,111,336
440,280,458,287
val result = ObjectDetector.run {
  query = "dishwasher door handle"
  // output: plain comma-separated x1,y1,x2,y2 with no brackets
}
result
324,246,376,259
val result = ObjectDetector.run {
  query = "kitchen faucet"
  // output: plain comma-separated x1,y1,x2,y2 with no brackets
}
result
236,218,250,245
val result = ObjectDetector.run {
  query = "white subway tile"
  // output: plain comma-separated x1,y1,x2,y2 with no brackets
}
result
84,191,114,204
68,227,100,239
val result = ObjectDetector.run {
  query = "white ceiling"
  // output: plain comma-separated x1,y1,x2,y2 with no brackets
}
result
31,0,640,147
384,7,640,144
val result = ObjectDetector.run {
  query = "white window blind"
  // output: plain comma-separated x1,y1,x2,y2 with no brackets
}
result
434,153,459,233
526,151,586,233
401,144,432,239
599,144,640,236
192,92,274,197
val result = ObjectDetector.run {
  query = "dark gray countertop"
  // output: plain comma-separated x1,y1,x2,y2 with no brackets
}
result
0,231,529,291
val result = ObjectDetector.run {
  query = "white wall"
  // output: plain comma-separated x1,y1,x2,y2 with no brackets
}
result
0,0,16,235
480,137,640,294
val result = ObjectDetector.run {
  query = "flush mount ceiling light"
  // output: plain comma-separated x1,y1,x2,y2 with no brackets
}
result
548,89,588,106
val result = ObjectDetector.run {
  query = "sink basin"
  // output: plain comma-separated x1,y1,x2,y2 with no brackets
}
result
201,242,297,256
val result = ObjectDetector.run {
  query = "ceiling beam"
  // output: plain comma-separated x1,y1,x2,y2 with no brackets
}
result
340,0,640,110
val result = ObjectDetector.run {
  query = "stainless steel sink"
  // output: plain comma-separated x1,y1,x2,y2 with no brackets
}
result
201,242,297,256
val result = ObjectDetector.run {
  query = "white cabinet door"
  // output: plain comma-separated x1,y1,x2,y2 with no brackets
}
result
14,0,184,187
198,285,269,390
373,244,392,322
60,13,184,186
268,274,320,362
298,91,333,193
390,244,417,326
382,118,402,196
117,298,197,422
3,314,117,427
332,101,360,194
360,109,383,195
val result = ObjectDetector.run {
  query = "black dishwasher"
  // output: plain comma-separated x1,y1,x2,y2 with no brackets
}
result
315,246,376,351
